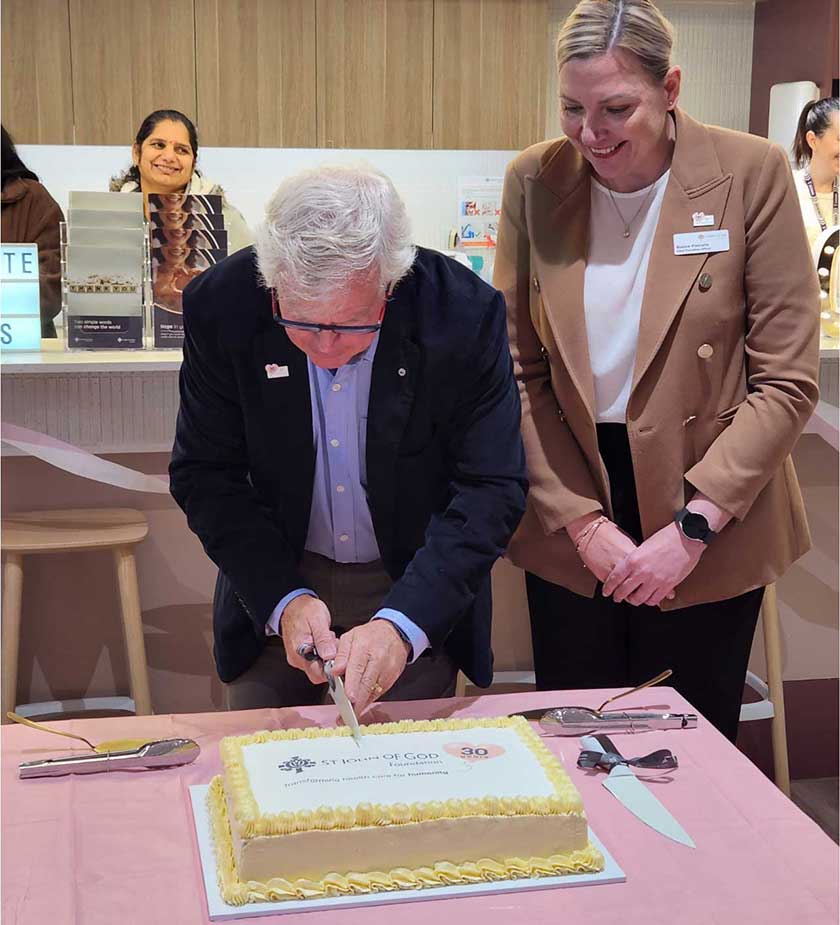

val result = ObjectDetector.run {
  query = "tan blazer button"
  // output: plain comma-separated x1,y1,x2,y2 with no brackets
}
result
532,276,541,292
697,343,714,359
698,272,712,292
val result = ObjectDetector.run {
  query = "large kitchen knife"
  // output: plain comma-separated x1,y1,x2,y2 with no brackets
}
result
297,644,364,747
581,734,695,848
324,659,364,748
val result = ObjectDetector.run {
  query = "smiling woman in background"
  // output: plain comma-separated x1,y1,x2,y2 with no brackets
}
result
110,109,252,254
494,0,820,741
791,97,839,255
1,125,64,337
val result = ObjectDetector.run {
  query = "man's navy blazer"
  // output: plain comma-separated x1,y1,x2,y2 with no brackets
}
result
169,246,527,686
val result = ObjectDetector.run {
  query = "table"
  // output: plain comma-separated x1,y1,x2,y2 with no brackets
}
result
2,689,837,925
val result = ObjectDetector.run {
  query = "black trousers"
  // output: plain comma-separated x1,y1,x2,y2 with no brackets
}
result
526,424,762,743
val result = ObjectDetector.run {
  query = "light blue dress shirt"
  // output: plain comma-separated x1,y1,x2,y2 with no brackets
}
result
265,335,429,662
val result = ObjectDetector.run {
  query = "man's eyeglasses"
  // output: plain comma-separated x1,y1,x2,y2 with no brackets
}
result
271,291,386,335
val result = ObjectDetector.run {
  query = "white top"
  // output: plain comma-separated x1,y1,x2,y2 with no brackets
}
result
585,170,670,423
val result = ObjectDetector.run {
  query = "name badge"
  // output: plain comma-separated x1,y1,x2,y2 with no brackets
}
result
673,230,730,256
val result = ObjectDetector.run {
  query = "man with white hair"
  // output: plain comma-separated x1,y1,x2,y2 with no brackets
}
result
170,165,527,713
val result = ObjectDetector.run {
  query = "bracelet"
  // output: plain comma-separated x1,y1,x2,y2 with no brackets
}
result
573,515,608,554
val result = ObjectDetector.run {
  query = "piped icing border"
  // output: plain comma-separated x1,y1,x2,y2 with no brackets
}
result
221,716,584,838
207,775,605,906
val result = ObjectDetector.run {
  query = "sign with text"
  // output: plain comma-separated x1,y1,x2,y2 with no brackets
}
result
0,243,41,351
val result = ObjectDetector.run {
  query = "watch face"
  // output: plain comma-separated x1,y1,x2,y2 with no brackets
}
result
682,511,709,540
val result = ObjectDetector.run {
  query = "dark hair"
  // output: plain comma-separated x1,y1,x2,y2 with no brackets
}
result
111,109,198,190
793,97,839,167
1,125,39,187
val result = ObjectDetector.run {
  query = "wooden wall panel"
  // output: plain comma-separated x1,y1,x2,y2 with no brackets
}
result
434,0,547,150
196,0,316,147
1,0,74,144
317,0,433,149
69,0,196,146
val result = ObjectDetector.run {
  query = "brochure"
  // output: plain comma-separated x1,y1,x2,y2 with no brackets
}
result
150,246,227,348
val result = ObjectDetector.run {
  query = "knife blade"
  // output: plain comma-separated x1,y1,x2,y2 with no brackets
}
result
324,660,364,748
581,734,695,847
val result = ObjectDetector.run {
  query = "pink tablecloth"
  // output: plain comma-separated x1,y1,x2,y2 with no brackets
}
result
2,688,837,925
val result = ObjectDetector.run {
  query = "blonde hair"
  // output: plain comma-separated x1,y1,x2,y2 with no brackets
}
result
556,0,674,82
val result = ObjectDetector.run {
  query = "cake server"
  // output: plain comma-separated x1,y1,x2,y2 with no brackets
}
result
580,734,695,848
18,738,200,779
516,706,698,736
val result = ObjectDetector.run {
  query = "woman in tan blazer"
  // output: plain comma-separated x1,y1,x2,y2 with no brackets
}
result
494,0,820,741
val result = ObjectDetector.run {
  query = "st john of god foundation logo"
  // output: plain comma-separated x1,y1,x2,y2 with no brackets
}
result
278,756,316,774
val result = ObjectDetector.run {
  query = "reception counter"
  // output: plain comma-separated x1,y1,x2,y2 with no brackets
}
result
1,340,838,455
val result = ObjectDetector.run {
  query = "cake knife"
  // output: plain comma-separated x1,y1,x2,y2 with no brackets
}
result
297,644,364,746
323,659,364,747
580,734,695,847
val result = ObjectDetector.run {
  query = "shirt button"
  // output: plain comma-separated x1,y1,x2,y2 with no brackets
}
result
398,368,406,377
697,343,714,359
336,484,345,493
331,383,342,392
339,533,349,542
330,438,340,447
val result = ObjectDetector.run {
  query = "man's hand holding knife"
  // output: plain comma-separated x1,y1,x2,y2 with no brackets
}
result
280,594,410,713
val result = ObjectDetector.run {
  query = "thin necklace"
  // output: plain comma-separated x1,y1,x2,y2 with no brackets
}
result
606,181,658,238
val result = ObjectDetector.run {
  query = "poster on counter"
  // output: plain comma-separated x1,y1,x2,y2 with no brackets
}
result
150,246,227,348
148,194,228,348
150,227,228,251
147,192,223,215
457,176,502,247
148,210,225,232
65,244,144,348
457,177,502,284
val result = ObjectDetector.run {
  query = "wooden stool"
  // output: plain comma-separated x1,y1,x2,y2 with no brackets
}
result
1,509,153,721
741,583,791,797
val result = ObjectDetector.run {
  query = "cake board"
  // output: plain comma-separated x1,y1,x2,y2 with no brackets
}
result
189,784,626,920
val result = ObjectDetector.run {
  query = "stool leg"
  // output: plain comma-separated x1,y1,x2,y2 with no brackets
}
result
455,671,466,698
762,584,791,798
2,553,24,722
112,545,153,715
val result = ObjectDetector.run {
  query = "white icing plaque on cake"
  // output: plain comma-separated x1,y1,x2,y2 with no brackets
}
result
241,727,555,815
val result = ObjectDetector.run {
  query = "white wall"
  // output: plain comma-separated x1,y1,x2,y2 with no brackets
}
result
18,145,519,252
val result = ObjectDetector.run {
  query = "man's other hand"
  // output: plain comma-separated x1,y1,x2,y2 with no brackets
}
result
332,621,410,714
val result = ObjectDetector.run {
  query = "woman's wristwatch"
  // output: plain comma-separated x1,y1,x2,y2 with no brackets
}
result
674,507,717,544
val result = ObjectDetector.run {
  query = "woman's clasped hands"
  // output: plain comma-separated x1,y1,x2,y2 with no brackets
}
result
568,511,701,607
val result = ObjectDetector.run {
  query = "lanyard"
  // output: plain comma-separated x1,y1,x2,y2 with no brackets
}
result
804,173,839,232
